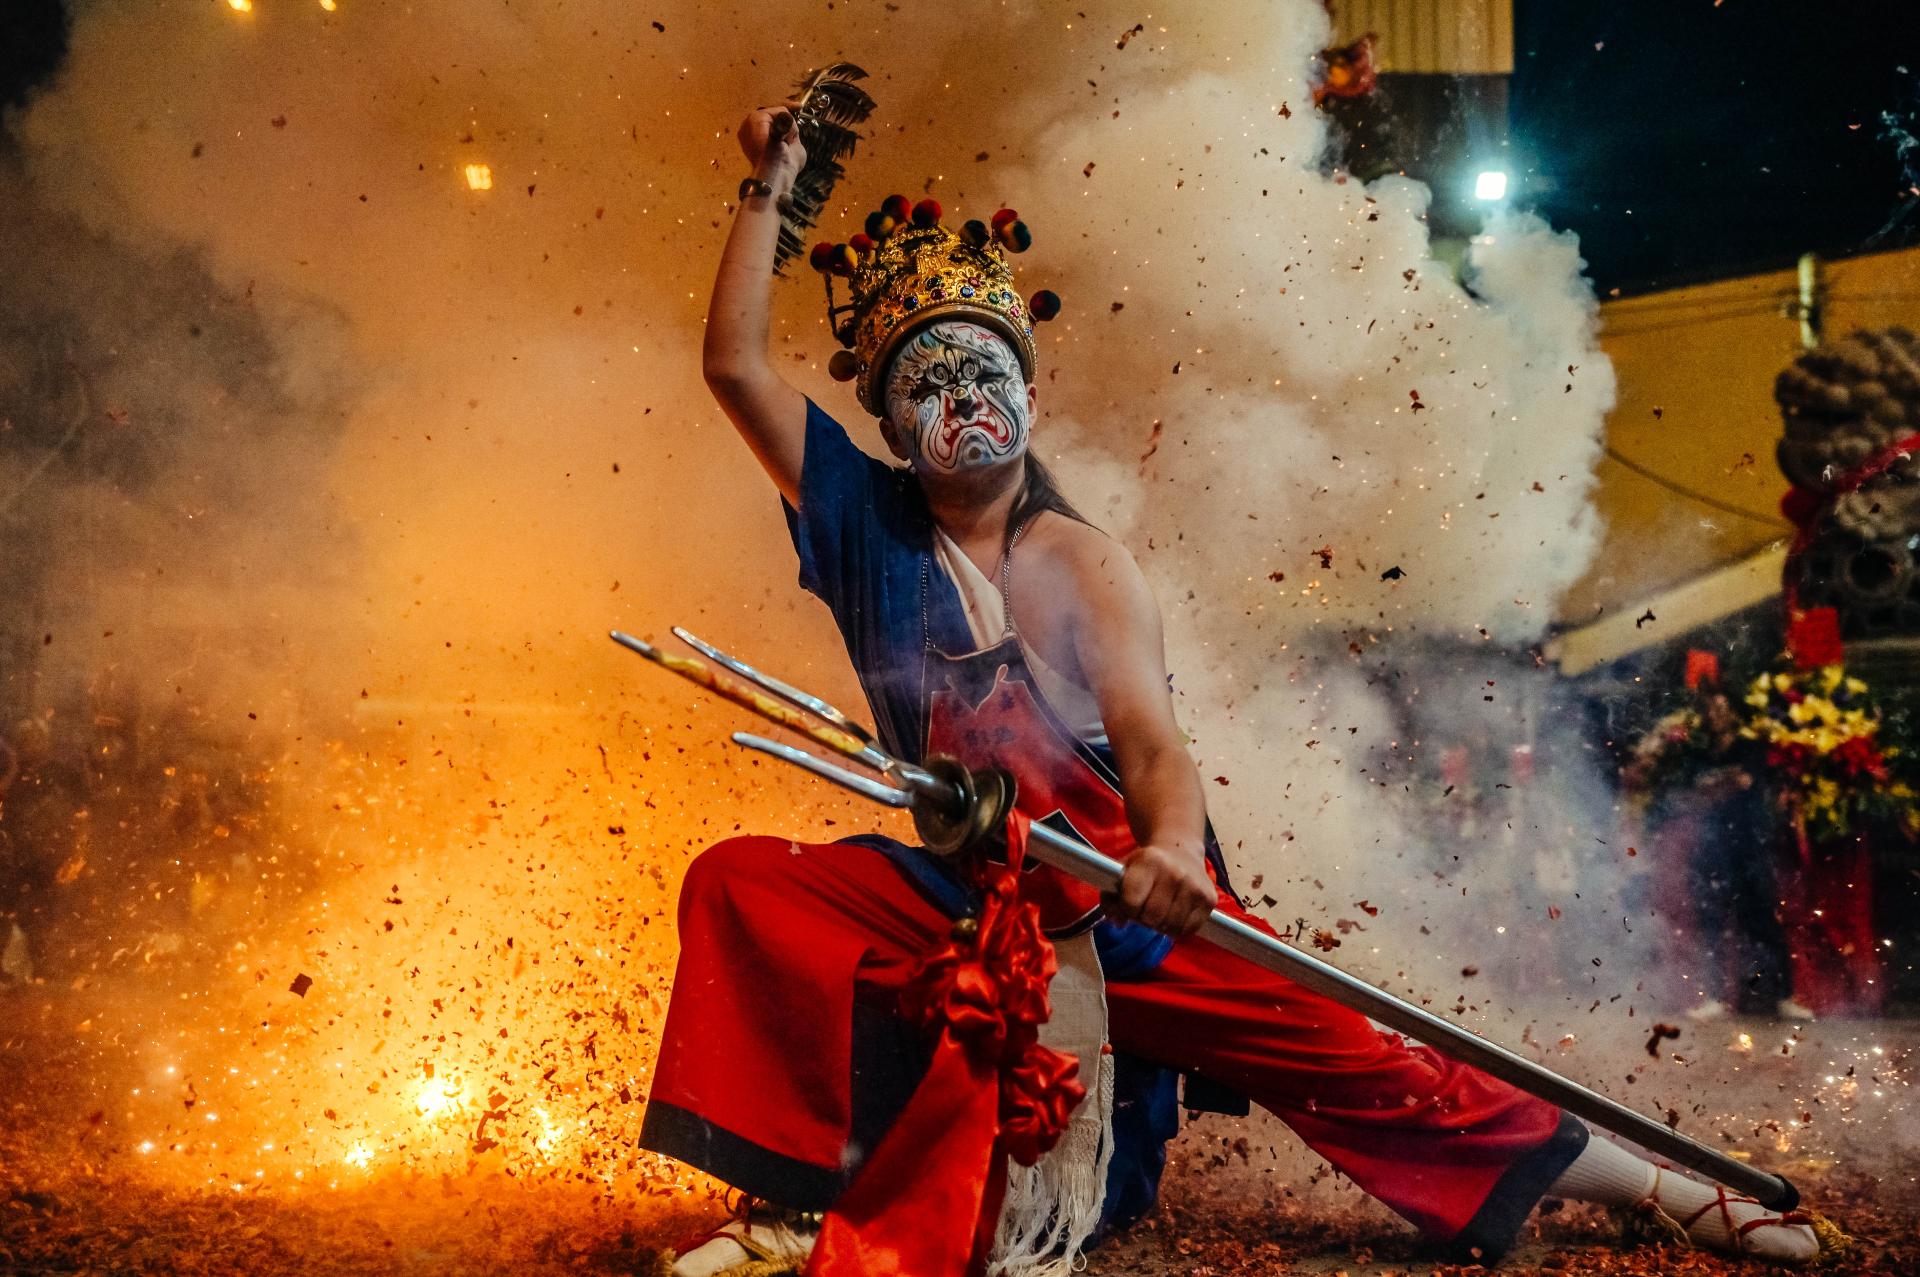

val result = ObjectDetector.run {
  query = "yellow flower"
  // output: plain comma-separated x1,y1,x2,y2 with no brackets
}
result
1805,777,1845,823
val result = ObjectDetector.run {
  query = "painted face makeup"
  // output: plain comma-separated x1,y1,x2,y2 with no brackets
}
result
884,321,1031,475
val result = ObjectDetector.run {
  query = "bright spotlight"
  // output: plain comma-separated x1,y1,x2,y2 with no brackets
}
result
1473,170,1510,202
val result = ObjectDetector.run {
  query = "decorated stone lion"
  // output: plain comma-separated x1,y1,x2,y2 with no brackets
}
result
1775,327,1920,642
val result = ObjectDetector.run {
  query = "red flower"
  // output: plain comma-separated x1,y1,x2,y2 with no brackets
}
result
1833,734,1889,781
1768,743,1814,776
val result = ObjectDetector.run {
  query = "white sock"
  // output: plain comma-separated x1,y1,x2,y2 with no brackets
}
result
1548,1133,1819,1263
1549,1130,1656,1206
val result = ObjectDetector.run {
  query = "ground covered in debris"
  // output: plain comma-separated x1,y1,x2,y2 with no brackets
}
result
5,1005,1917,1276
4,1121,1915,1276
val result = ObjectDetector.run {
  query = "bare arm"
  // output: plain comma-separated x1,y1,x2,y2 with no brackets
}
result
702,105,810,505
1067,537,1215,935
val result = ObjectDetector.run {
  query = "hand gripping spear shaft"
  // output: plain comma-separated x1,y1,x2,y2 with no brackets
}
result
610,628,1800,1212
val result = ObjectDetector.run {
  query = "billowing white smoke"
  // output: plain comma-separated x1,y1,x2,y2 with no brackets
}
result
982,10,1621,994
12,1,1616,1004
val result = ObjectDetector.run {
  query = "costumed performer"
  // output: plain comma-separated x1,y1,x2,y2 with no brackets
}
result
636,99,1832,1275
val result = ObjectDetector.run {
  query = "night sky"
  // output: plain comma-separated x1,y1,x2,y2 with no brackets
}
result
2,1,1916,294
0,0,66,112
1511,0,1920,293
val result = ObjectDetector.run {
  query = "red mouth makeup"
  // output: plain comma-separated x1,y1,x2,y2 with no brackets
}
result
936,411,1013,454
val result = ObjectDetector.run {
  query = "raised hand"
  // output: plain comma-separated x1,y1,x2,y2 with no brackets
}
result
736,101,808,197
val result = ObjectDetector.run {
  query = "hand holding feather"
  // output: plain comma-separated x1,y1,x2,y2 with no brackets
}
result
737,100,809,199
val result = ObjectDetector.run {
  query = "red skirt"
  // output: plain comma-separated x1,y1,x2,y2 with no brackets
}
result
643,835,1585,1262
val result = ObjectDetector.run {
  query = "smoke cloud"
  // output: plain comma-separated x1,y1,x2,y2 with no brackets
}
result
959,11,1621,998
10,0,1891,1211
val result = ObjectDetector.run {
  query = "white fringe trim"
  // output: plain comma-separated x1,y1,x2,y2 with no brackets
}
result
989,933,1114,1277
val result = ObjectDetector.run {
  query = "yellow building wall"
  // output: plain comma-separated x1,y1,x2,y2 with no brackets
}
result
1331,0,1514,74
1556,245,1920,626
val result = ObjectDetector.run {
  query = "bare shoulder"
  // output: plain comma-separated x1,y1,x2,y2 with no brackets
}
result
1022,513,1156,619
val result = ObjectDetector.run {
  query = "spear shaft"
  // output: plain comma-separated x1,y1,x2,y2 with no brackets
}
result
1014,816,1799,1211
619,631,1800,1211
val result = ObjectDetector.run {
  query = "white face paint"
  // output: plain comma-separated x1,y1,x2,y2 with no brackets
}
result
883,321,1031,475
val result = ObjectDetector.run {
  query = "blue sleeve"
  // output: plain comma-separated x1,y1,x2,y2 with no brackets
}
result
780,397,904,608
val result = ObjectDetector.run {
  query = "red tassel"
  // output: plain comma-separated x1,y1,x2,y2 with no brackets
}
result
1028,290,1061,321
848,232,875,254
991,207,1019,230
912,198,942,227
828,350,860,382
808,242,836,274
882,194,912,223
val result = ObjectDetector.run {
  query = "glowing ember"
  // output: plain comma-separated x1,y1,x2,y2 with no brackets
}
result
464,163,493,190
413,1079,469,1120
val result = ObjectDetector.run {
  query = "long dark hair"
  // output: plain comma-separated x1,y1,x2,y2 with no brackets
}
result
1008,451,1093,544
893,434,1093,542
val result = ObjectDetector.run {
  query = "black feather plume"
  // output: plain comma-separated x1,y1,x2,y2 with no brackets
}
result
774,62,876,274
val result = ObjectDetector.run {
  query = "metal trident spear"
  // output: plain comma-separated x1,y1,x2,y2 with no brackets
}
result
610,627,1800,1212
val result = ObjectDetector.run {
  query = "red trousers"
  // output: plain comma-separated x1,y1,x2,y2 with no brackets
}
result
644,836,1582,1258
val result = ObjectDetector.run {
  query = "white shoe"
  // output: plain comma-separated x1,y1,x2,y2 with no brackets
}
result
1626,1169,1843,1265
670,1214,818,1277
1683,999,1729,1022
1775,998,1817,1021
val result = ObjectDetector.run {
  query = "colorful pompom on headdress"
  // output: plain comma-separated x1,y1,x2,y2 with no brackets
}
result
810,196,1063,415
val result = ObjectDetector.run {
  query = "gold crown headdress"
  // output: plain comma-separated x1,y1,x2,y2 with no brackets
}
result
808,198,1063,416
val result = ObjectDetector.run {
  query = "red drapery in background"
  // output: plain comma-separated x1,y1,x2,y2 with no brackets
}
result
1781,818,1884,1017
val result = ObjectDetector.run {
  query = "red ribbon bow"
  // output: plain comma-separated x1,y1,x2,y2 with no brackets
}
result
807,812,1086,1277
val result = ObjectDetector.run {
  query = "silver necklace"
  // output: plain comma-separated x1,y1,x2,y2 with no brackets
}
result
920,511,1034,654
